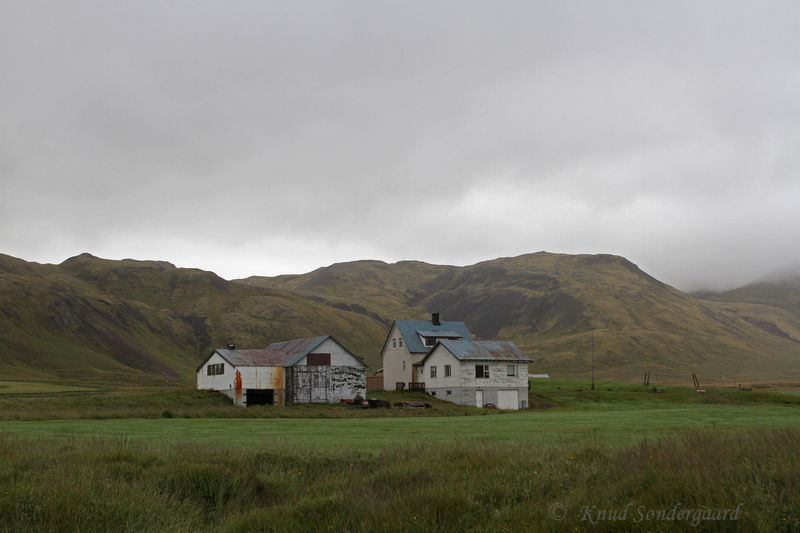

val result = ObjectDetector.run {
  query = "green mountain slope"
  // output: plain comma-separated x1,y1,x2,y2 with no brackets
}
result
242,253,800,383
0,253,385,384
700,272,800,317
2,251,799,386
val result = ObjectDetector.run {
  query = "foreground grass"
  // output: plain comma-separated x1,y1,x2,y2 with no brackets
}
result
1,429,799,532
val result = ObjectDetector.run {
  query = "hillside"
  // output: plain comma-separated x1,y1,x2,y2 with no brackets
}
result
0,253,385,384
244,252,800,383
698,272,800,317
2,251,799,386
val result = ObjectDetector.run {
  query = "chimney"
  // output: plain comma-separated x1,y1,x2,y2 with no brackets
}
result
227,343,236,350
431,312,440,326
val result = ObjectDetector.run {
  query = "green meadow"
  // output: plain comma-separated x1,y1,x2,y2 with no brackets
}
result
2,403,800,450
1,379,800,532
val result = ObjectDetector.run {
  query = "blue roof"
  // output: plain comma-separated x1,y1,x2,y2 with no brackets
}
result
395,320,473,353
430,339,532,362
416,329,462,338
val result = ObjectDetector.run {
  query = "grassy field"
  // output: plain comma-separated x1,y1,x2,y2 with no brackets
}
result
0,380,101,394
1,379,800,531
3,403,800,450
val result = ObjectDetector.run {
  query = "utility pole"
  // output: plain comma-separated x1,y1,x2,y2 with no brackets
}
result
591,331,595,391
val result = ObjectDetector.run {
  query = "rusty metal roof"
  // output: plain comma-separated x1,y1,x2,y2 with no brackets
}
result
205,335,366,368
431,339,532,363
215,348,296,367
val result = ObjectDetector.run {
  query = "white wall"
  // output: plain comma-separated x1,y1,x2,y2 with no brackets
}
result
461,360,528,387
295,338,364,367
382,324,413,390
422,345,462,388
196,353,234,390
237,365,285,390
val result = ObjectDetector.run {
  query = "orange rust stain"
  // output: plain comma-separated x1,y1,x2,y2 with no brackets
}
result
234,369,243,402
271,367,284,389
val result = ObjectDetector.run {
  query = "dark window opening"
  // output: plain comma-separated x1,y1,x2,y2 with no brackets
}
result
207,363,224,376
307,353,331,366
476,364,489,378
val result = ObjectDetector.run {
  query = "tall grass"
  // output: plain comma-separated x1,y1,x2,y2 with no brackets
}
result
1,428,798,532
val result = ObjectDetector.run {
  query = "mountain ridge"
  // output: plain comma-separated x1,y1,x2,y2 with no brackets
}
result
1,251,799,385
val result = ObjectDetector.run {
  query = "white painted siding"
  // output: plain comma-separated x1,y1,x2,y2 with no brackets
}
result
236,365,285,390
196,353,234,390
422,345,462,388
382,324,415,390
462,361,528,388
295,338,365,367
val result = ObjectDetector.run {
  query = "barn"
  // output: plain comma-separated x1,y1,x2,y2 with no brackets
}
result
196,335,366,406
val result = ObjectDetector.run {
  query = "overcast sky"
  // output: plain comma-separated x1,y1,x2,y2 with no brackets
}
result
2,1,799,291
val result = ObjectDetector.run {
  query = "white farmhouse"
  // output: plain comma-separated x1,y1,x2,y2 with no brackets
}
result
381,313,473,392
196,335,366,406
381,313,532,410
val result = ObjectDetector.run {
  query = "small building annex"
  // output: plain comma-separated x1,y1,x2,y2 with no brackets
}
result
196,335,366,407
421,339,531,410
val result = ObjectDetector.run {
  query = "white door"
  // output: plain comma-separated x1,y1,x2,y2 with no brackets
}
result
497,389,519,410
475,390,483,408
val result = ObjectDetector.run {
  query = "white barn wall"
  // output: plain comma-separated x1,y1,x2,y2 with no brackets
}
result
295,338,364,367
196,353,234,390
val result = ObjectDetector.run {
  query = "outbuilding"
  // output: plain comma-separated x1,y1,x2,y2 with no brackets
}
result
196,335,366,406
420,339,532,410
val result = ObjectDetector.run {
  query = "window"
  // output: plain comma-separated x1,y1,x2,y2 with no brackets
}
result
430,366,437,378
398,338,403,348
507,364,517,376
392,339,397,348
446,390,452,396
402,360,406,371
430,391,436,396
476,364,489,378
207,363,224,376
307,353,331,366
444,364,451,377
423,336,436,347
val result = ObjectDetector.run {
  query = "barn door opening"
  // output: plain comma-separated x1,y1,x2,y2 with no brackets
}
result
247,389,274,406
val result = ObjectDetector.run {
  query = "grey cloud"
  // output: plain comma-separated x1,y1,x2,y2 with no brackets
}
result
2,1,799,289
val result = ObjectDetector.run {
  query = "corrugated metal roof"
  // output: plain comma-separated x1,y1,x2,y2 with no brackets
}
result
416,329,462,338
215,348,295,367
266,335,329,366
435,339,532,362
214,336,329,367
207,335,367,369
396,320,473,353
